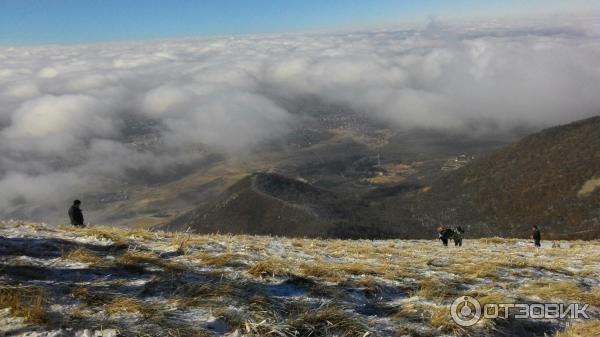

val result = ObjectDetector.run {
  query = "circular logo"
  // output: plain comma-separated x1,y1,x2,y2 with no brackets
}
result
451,296,482,326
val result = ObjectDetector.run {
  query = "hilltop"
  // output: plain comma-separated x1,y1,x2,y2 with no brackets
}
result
164,172,357,237
1,221,599,337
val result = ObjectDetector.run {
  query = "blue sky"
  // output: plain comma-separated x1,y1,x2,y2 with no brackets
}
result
0,0,595,45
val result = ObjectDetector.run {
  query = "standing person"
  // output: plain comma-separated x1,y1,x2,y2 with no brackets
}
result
454,226,464,247
68,200,85,227
437,225,451,246
531,225,541,247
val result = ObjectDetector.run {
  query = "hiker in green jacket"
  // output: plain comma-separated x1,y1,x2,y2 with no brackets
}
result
453,226,464,247
437,225,465,247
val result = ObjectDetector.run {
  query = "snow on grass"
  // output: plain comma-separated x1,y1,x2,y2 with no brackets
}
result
0,220,599,336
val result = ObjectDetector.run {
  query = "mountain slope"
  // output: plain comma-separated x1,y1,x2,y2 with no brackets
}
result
162,172,369,237
418,116,600,238
164,117,600,239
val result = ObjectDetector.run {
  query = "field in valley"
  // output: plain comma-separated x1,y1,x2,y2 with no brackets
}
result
1,221,599,337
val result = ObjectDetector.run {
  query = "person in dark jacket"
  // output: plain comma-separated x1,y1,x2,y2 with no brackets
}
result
68,200,85,227
437,225,465,247
454,226,464,247
531,225,541,247
437,225,452,246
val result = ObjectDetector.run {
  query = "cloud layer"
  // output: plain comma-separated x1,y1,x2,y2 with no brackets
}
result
1,16,599,221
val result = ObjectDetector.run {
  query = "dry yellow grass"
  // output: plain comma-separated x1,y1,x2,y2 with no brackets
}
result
22,222,47,231
477,292,513,307
575,267,597,277
164,327,215,337
125,228,156,240
63,248,104,265
213,307,247,331
289,306,369,337
68,304,88,320
116,250,159,265
380,262,416,280
300,261,342,281
569,240,597,249
62,226,129,245
496,253,572,275
247,258,291,278
175,282,240,307
3,221,600,337
70,286,89,301
554,320,600,337
414,278,458,299
588,287,600,307
329,241,382,258
114,250,166,273
466,289,514,327
581,253,600,266
401,302,479,334
105,297,157,318
519,281,600,306
427,305,465,334
454,261,499,280
171,232,193,254
58,225,158,243
0,284,47,323
191,252,243,267
478,237,518,245
395,302,429,322
340,262,385,276
356,276,385,295
373,242,398,255
159,260,188,271
395,302,465,334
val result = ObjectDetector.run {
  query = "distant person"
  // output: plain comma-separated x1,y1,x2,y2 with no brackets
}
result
437,225,452,246
437,225,464,247
68,200,85,227
531,225,541,247
454,226,464,247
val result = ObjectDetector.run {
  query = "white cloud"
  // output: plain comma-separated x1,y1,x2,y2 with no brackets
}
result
142,85,191,116
38,67,59,78
3,95,116,155
0,15,599,221
4,82,40,99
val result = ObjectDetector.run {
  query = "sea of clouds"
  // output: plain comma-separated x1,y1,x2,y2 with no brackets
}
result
1,15,599,221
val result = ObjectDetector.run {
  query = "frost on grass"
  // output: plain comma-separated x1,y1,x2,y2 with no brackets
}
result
0,221,599,336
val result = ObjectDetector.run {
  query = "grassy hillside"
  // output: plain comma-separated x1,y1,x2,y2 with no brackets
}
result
1,221,599,337
413,116,600,239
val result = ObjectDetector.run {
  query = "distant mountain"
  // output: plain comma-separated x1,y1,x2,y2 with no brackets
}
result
416,116,600,239
162,172,380,237
164,117,600,240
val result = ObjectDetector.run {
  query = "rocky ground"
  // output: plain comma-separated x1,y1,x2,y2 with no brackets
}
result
1,221,599,337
